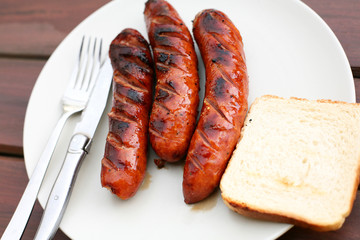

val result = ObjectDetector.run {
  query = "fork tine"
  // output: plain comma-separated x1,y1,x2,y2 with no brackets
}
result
67,36,85,89
86,38,103,92
81,37,98,92
74,36,91,90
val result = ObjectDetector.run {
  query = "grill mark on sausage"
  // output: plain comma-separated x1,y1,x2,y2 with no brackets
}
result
153,31,190,53
156,42,188,54
115,69,147,88
157,82,180,96
108,106,138,124
153,100,171,113
102,155,126,171
113,92,143,113
187,154,205,173
214,64,239,90
155,47,188,58
154,46,187,57
156,60,188,73
149,127,165,139
110,43,152,73
111,45,151,66
155,25,180,34
156,52,184,67
156,62,170,73
167,80,177,90
149,128,184,145
156,88,170,101
207,33,246,73
114,74,150,94
127,89,144,104
207,10,243,44
113,120,129,134
156,31,190,43
106,134,125,164
113,82,145,105
107,132,125,149
105,134,136,169
102,156,117,170
200,11,243,62
152,15,184,29
196,128,213,149
117,42,151,60
115,56,151,75
213,77,226,98
209,33,242,60
154,25,190,43
107,132,123,146
157,52,169,63
107,131,138,150
149,117,166,133
204,98,231,124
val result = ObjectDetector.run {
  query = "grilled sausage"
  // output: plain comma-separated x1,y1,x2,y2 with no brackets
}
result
101,28,154,200
182,9,249,204
144,0,199,162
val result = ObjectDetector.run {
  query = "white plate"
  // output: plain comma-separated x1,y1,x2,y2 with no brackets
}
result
24,0,354,239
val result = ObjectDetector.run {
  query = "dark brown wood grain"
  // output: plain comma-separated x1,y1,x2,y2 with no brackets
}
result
0,0,109,57
0,156,69,240
355,78,360,102
0,0,359,75
0,58,45,155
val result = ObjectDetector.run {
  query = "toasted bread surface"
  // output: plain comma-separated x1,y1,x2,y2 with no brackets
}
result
220,95,360,231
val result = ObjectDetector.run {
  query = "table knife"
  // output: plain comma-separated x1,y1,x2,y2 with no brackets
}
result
33,58,113,240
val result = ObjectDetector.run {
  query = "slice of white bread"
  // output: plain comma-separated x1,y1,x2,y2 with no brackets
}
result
220,95,360,231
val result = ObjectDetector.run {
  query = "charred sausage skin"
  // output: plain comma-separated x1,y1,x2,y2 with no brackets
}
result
101,28,154,200
144,0,199,162
183,9,249,204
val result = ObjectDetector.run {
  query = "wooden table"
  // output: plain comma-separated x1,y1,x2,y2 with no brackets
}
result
0,0,359,239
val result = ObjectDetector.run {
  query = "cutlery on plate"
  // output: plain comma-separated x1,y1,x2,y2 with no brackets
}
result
1,36,103,240
33,57,113,240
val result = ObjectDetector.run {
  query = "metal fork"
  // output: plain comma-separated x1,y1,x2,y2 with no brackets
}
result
1,36,103,240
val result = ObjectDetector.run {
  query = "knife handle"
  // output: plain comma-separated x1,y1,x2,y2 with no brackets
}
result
34,134,90,240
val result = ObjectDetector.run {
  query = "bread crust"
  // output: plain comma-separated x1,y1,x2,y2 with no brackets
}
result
261,94,360,106
221,194,347,231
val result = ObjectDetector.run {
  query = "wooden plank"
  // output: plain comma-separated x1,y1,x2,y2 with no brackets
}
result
0,156,69,240
302,0,360,75
0,0,109,57
0,0,359,72
0,58,45,155
355,78,360,103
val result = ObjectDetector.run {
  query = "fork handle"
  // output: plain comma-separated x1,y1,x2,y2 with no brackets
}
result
1,109,80,240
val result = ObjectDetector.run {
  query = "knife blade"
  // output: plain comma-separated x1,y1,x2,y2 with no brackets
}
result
33,57,113,240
